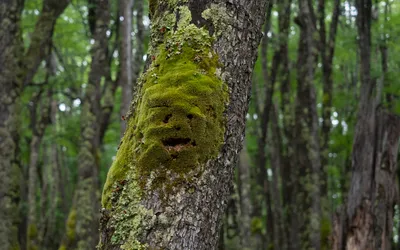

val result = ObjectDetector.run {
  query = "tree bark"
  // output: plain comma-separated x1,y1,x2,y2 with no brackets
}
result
275,1,295,249
27,89,51,250
99,0,267,249
132,0,146,95
40,98,63,250
269,104,285,250
119,0,134,135
0,2,24,249
294,1,322,249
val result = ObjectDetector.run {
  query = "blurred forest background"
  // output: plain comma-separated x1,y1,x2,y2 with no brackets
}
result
1,0,399,249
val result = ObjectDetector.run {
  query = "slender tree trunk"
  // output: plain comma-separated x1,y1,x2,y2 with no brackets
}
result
119,0,133,135
294,1,322,249
276,1,295,249
238,145,252,250
132,0,145,94
27,88,51,250
41,99,62,250
99,0,267,249
269,104,285,249
319,0,340,199
60,1,110,249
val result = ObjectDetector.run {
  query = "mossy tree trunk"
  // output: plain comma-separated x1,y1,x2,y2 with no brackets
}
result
0,2,24,249
60,1,110,249
99,0,267,249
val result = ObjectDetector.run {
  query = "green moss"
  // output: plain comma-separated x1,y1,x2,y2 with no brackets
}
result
251,217,263,234
100,2,229,248
320,216,331,250
27,224,38,250
103,5,228,209
66,208,76,243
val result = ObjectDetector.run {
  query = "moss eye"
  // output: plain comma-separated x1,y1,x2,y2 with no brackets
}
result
163,114,172,123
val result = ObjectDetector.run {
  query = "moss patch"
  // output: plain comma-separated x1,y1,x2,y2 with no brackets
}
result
100,2,229,248
103,5,228,209
27,224,38,250
66,208,76,243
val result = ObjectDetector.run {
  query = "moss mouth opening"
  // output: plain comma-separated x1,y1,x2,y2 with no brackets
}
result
162,137,191,147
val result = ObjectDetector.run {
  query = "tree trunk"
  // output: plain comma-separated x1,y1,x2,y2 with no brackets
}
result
318,0,340,199
132,0,146,94
294,1,322,249
99,0,267,249
254,2,274,248
1,0,69,248
238,145,252,250
60,1,110,249
0,2,24,249
276,1,295,249
27,88,51,250
41,99,63,250
119,0,134,135
269,104,285,250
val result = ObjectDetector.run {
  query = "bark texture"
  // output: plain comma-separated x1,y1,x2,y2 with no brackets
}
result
119,0,134,135
132,0,146,95
99,0,267,249
0,2,24,249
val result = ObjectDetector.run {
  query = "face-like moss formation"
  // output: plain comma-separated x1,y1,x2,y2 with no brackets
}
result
100,6,228,247
103,6,228,208
134,42,227,189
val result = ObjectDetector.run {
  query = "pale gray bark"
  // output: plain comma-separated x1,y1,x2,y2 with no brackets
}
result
119,0,133,135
